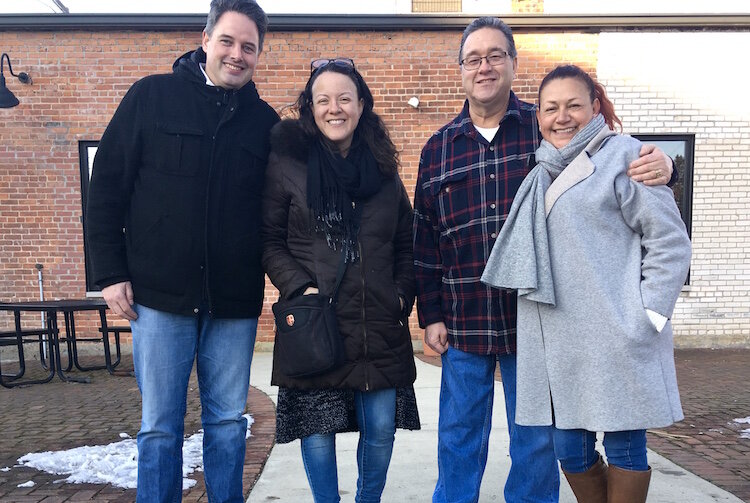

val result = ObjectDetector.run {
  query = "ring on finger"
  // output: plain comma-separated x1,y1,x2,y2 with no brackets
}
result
655,169,662,178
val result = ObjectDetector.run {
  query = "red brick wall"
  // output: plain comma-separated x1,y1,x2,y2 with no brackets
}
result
0,28,597,344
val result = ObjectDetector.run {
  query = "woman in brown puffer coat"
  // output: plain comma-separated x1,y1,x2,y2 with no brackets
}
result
261,58,419,503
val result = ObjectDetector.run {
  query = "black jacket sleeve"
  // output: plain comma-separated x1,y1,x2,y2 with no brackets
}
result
85,80,144,288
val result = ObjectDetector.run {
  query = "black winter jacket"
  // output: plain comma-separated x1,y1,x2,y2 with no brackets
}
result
86,49,279,318
262,120,417,391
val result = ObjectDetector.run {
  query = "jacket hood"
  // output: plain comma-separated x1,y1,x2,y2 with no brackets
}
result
172,47,260,100
270,119,315,164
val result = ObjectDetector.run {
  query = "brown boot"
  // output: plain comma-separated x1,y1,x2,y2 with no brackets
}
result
562,455,608,503
607,465,652,503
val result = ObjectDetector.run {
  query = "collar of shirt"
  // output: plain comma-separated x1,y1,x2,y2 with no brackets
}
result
448,91,524,143
199,63,215,86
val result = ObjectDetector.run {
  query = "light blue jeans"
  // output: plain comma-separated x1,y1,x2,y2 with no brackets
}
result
553,428,648,473
130,303,257,503
433,348,559,503
300,388,397,503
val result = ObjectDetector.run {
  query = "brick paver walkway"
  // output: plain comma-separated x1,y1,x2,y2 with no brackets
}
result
0,354,275,502
418,348,750,502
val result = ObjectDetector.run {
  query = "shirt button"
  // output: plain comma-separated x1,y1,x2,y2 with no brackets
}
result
490,173,496,179
490,203,496,209
491,232,497,238
489,146,495,151
216,101,222,106
444,187,450,193
193,308,199,314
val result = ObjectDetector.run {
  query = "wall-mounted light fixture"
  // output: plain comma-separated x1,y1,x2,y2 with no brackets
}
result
407,96,420,109
0,53,32,109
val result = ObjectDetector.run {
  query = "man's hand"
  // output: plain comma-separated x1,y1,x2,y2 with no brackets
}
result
102,281,137,321
626,144,673,186
425,321,450,354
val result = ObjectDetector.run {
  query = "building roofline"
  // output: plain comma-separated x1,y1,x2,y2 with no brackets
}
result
1,13,750,32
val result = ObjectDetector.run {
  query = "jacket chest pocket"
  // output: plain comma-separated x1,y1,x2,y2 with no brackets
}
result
152,122,205,177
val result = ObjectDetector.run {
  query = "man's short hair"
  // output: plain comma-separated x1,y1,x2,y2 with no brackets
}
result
205,0,269,53
459,17,517,64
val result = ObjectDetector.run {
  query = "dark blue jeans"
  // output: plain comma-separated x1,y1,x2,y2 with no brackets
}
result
300,388,397,503
552,428,648,473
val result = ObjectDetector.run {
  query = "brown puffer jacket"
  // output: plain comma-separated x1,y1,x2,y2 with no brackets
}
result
262,119,417,391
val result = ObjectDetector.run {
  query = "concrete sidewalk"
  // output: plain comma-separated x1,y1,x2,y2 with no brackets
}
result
248,352,743,503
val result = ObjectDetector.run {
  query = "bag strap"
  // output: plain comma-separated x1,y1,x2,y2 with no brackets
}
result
330,249,348,304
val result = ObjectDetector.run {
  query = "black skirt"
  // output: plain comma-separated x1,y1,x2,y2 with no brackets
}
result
275,386,421,444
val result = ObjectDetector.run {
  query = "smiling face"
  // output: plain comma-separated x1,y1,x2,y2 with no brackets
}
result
311,71,364,155
201,11,259,90
461,27,517,115
537,77,600,149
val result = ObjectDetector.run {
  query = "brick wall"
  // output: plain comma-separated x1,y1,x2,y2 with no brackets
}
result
598,32,750,348
1,26,748,348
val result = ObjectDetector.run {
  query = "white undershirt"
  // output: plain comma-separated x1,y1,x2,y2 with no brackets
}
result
475,125,499,142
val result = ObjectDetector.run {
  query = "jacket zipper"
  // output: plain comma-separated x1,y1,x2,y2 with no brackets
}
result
204,88,237,317
357,215,370,391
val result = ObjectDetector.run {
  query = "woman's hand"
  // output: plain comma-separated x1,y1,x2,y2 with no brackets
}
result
303,286,319,295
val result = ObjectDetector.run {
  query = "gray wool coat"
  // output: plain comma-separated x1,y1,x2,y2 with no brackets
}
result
483,128,692,431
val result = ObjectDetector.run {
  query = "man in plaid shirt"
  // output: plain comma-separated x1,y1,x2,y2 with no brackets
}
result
413,17,674,503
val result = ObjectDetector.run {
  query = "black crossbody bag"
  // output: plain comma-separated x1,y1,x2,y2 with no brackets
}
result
271,252,347,378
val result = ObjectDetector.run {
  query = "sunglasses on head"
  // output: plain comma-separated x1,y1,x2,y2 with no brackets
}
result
310,58,355,75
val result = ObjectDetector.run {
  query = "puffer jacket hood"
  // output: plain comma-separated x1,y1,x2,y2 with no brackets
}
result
263,119,417,391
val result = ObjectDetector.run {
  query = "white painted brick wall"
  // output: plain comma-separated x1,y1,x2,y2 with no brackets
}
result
598,32,750,347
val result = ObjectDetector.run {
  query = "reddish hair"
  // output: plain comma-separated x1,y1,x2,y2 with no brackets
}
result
538,65,622,132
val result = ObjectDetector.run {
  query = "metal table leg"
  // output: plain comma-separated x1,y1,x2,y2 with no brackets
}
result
50,311,90,384
0,310,56,388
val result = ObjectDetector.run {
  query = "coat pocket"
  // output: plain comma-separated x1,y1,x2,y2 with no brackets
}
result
152,122,205,177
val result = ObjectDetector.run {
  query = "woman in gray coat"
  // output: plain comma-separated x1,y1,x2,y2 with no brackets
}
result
481,65,691,503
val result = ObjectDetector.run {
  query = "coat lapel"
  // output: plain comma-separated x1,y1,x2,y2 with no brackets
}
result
544,126,616,216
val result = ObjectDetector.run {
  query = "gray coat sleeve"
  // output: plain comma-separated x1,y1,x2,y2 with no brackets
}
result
615,170,692,318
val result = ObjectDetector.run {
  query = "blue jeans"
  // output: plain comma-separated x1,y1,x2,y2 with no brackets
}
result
433,348,559,503
552,428,648,473
300,388,397,503
130,303,257,503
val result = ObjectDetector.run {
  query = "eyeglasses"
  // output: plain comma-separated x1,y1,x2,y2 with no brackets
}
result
460,51,509,71
310,58,355,75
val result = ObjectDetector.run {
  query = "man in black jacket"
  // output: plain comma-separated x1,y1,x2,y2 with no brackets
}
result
85,1,279,501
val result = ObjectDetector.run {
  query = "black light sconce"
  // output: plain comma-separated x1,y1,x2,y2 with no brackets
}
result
0,53,32,109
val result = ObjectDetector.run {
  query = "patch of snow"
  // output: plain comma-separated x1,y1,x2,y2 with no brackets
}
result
17,481,35,488
17,414,253,490
734,416,750,424
0,467,10,472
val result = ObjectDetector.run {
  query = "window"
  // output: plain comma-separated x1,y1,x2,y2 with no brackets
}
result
412,0,462,12
78,141,99,292
632,134,694,283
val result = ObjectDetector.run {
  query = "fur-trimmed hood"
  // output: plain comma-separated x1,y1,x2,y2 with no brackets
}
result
269,119,314,164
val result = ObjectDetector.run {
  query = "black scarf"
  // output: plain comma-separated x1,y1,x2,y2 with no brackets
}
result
307,137,384,262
